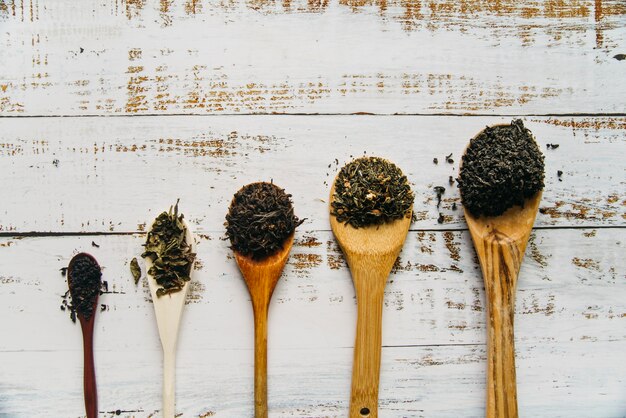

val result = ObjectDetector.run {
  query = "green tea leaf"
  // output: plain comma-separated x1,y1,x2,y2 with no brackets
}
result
130,257,141,284
142,200,196,297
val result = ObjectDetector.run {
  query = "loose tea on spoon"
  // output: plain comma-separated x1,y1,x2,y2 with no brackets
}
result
142,200,196,296
329,156,413,418
457,119,544,217
67,253,102,418
225,181,304,259
459,121,544,418
143,201,197,418
226,181,303,418
331,156,413,228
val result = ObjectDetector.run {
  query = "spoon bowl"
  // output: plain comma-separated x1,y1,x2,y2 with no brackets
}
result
329,183,412,418
145,218,195,418
234,233,294,418
461,124,543,418
67,252,101,418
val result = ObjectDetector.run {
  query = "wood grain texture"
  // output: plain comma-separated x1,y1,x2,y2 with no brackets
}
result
329,188,412,418
0,0,625,115
465,193,543,418
0,115,623,234
0,229,624,417
235,233,295,418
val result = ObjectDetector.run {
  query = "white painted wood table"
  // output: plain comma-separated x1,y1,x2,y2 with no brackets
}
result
0,0,625,417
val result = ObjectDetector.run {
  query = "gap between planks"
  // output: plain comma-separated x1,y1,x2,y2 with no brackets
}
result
0,224,624,238
0,113,625,119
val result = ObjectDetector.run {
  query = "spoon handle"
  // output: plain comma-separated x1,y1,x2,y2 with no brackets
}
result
482,239,521,418
253,303,269,418
350,280,386,418
163,346,177,418
80,317,98,418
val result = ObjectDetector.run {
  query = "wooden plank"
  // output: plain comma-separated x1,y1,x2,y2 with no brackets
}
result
0,0,625,115
0,115,623,233
0,228,623,350
0,229,624,416
1,342,624,417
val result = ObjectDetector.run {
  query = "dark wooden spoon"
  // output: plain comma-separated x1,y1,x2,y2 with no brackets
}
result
68,252,101,418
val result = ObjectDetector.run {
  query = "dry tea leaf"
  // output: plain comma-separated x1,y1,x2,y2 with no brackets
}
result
225,182,304,260
67,254,102,321
130,257,141,284
458,119,544,217
331,157,414,228
142,200,196,297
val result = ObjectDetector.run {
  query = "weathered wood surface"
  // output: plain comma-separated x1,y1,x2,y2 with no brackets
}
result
0,0,625,115
0,115,624,234
0,228,624,417
1,0,624,416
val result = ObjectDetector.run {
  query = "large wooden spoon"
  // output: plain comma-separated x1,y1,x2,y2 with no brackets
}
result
234,233,294,418
329,184,412,418
67,253,100,418
462,132,543,418
145,219,195,418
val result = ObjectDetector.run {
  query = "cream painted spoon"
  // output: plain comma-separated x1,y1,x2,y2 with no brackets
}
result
144,208,196,418
460,122,544,418
329,182,412,418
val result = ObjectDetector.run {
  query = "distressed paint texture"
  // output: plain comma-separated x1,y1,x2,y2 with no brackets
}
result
0,115,623,233
0,0,625,114
1,0,624,416
0,229,624,416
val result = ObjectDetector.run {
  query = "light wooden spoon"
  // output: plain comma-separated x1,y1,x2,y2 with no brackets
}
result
145,219,195,418
234,233,294,418
329,184,412,418
462,129,543,418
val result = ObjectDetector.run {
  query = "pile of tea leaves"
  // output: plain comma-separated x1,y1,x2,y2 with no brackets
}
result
331,156,414,228
225,182,303,260
67,254,102,321
142,201,196,297
458,119,545,217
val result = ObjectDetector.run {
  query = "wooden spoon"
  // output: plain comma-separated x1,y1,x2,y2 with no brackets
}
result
462,129,543,418
329,184,412,418
145,219,195,418
234,233,294,418
67,253,100,418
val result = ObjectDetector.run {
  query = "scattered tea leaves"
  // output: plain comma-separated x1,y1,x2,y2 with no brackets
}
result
331,157,414,228
434,186,446,208
433,158,438,165
91,241,100,248
226,182,303,260
130,257,141,284
458,120,545,217
142,201,196,297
